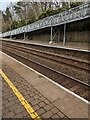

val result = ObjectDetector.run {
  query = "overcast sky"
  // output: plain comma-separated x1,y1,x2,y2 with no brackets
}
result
0,0,20,11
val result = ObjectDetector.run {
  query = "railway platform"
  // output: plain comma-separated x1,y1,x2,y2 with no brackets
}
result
0,51,89,119
1,38,89,51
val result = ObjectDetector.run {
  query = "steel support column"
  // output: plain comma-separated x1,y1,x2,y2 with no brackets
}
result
50,26,53,42
10,2,13,40
24,32,25,40
10,34,12,39
58,29,60,42
63,23,66,45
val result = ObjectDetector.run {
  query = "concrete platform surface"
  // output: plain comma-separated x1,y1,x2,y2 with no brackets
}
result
0,51,89,119
1,38,89,51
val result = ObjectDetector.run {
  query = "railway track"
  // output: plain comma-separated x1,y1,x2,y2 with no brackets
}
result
2,41,89,83
2,40,90,101
3,43,89,71
3,40,89,60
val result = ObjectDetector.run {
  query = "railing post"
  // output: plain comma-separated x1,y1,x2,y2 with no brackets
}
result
63,23,66,45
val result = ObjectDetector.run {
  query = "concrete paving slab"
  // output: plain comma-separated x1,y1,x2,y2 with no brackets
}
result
53,95,88,118
34,81,67,102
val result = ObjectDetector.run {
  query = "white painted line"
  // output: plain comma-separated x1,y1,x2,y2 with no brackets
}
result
1,51,89,104
28,42,89,52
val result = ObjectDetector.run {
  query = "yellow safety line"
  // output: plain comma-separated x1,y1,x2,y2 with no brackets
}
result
0,69,41,120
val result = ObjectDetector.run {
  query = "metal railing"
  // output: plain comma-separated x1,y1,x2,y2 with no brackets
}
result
1,1,90,38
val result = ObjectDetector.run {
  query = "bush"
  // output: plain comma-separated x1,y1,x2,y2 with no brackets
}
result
17,19,26,28
38,7,70,20
27,17,36,24
70,2,83,8
38,12,46,19
45,9,55,16
38,9,58,19
11,20,18,29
